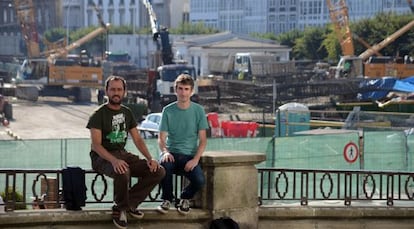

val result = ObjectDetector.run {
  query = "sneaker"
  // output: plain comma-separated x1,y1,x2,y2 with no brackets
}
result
112,205,127,229
157,200,171,214
129,208,144,219
177,199,190,215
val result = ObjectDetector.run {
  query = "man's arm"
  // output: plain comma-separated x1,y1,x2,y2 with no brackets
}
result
130,127,153,161
130,127,160,172
193,129,207,161
184,129,207,172
158,131,174,163
90,128,129,174
158,131,169,153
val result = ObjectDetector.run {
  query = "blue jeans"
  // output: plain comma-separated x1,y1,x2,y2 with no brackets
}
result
159,152,205,201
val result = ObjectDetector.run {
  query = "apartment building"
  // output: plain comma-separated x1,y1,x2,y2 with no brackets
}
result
190,0,413,35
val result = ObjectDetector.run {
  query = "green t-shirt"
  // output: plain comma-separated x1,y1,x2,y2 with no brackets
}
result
86,104,137,151
159,102,209,155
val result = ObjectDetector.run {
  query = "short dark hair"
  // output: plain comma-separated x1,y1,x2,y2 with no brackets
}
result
174,74,194,90
105,75,126,91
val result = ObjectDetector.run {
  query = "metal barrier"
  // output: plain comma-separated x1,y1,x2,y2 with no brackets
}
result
2,167,414,211
0,169,185,211
258,168,414,206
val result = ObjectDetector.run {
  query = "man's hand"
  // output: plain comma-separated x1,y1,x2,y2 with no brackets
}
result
160,152,175,163
147,159,160,172
184,158,199,172
111,159,129,174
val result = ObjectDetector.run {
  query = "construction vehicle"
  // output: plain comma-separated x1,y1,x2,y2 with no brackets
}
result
13,0,110,102
141,0,199,112
207,52,295,81
327,0,414,79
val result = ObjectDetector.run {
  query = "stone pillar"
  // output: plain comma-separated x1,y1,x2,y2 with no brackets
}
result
198,151,266,229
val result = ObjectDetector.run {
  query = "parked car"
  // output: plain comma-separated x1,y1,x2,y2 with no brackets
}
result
138,112,161,138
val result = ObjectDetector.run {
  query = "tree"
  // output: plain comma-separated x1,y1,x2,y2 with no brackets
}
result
293,27,328,60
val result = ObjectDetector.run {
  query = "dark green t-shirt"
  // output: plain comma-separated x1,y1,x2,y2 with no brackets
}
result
86,104,137,151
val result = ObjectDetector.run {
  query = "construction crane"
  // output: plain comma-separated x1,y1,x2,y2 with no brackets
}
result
14,0,40,58
326,0,354,57
141,0,198,112
326,0,414,78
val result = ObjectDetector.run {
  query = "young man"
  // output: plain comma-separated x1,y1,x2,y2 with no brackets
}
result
87,75,165,229
157,74,209,215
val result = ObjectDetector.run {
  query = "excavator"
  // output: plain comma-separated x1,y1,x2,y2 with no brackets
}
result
13,0,110,102
327,0,414,79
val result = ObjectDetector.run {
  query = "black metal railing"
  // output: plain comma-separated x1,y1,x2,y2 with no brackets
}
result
258,168,414,206
2,168,414,211
0,169,186,211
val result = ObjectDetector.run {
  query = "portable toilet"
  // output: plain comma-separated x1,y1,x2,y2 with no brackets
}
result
275,102,310,137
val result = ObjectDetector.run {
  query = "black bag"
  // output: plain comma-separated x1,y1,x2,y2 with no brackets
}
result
209,217,240,229
62,167,87,210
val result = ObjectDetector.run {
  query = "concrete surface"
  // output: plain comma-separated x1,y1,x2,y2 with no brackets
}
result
0,97,98,140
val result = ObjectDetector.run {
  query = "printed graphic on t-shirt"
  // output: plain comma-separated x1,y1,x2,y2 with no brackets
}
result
106,113,127,143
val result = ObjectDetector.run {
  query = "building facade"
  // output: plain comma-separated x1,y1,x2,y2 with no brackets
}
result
190,0,413,35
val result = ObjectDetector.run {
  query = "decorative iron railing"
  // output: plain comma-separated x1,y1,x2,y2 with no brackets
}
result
1,168,414,211
0,169,186,211
258,168,414,206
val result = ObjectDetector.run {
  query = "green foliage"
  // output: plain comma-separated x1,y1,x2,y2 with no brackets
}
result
108,25,134,34
1,187,27,210
351,13,414,57
69,26,107,55
321,25,342,62
293,27,328,60
276,29,303,48
169,22,220,34
43,28,66,43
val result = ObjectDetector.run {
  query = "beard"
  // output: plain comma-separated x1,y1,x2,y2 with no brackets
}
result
108,95,122,105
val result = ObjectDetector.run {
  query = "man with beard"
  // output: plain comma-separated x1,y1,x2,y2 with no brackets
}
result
87,75,165,229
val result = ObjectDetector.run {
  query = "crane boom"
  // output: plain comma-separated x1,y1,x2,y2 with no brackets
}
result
141,0,160,41
46,3,109,63
358,19,414,61
47,23,110,63
326,0,355,56
141,0,174,65
14,0,40,58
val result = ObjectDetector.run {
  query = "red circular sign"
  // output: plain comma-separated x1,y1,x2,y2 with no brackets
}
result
343,142,358,163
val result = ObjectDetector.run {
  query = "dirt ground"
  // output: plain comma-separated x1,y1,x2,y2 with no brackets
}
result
0,96,269,140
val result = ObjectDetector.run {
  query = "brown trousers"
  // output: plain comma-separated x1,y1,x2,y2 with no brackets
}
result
90,150,165,210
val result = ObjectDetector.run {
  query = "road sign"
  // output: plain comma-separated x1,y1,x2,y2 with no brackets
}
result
343,142,358,163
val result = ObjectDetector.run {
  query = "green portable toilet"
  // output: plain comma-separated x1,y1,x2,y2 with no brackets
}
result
275,102,310,137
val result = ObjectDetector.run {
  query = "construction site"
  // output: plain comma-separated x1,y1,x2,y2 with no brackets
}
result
3,0,414,132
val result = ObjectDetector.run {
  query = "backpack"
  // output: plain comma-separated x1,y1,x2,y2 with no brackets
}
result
62,167,87,210
209,217,240,229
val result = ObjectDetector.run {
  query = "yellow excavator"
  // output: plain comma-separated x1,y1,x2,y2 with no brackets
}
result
327,0,414,79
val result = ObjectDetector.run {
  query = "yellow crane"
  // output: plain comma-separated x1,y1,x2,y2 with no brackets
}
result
326,0,414,78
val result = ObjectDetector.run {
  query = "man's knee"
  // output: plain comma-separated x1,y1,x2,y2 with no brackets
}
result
161,162,174,172
113,169,131,182
156,166,166,180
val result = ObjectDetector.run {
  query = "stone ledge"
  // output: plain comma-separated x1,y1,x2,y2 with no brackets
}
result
259,206,414,219
201,151,266,165
0,208,211,227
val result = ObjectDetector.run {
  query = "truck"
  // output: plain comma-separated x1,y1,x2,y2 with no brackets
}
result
327,0,414,79
13,0,110,102
141,0,199,112
207,52,295,81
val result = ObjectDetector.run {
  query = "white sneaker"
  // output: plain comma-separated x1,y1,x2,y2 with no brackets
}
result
157,200,171,214
177,199,190,215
